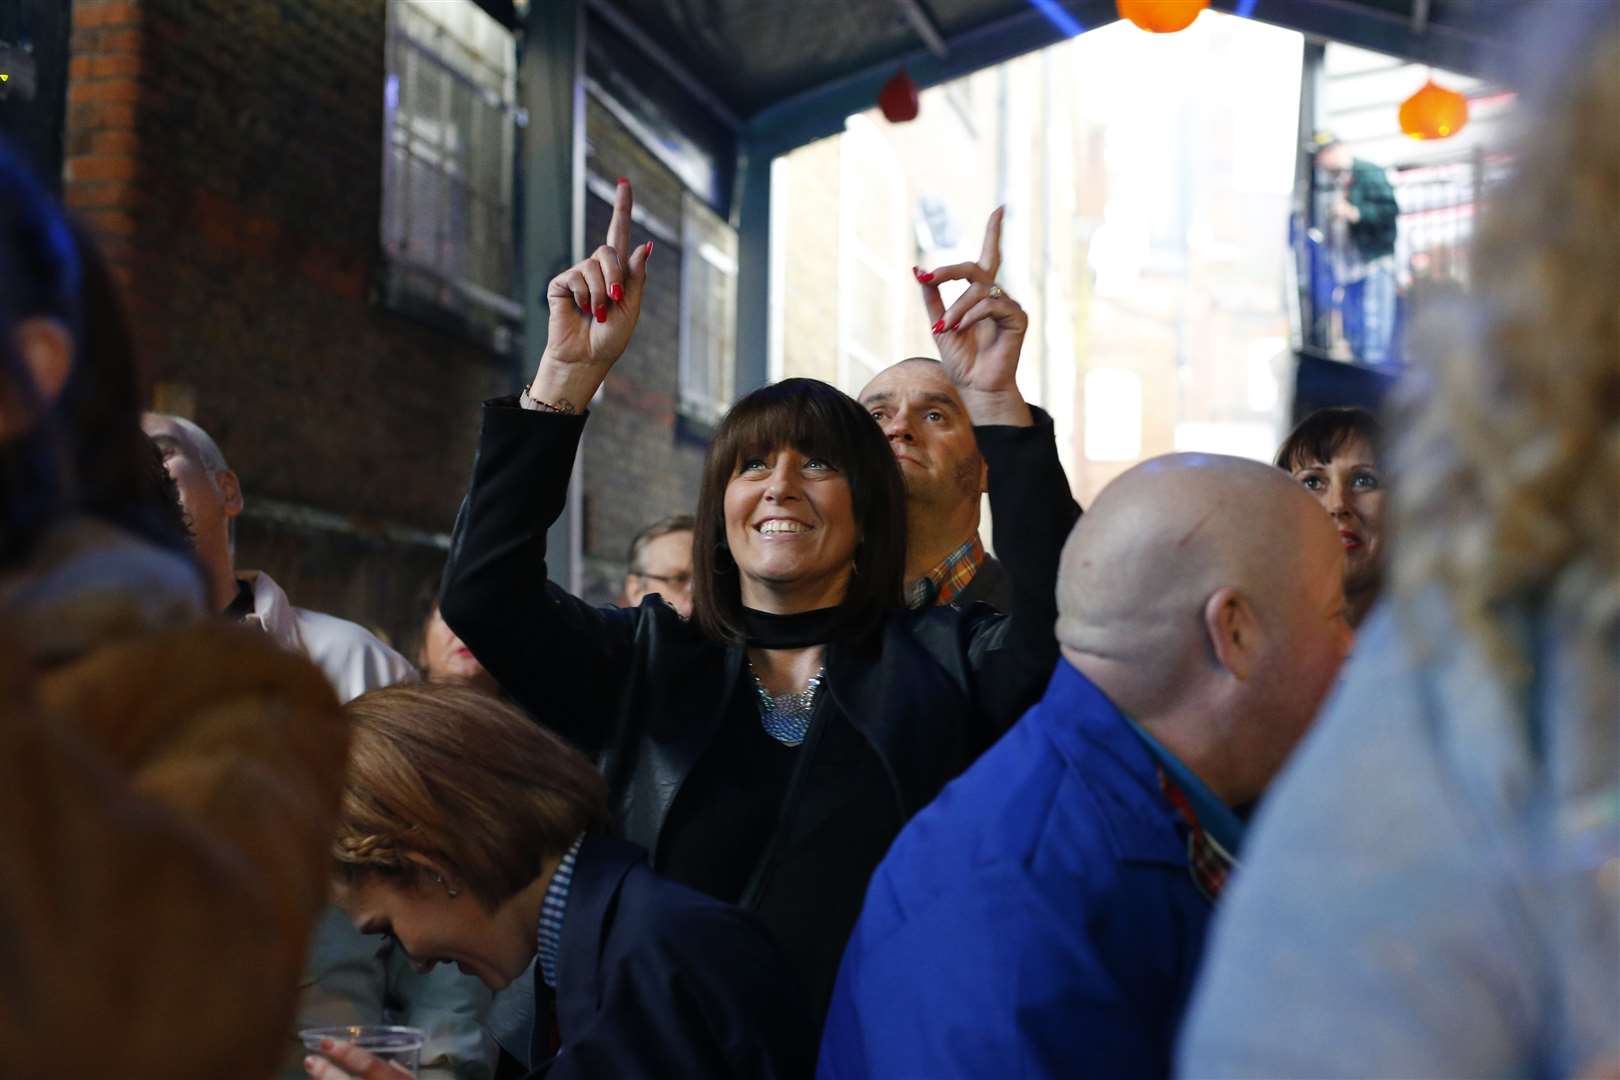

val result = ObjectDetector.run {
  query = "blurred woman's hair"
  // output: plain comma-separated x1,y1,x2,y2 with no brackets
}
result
0,143,80,562
332,683,610,910
1390,8,1618,701
1275,406,1383,473
0,141,190,562
690,378,907,644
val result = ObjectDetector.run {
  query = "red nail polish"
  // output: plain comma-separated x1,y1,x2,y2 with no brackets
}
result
595,305,608,323
931,319,945,334
617,176,628,185
915,268,935,283
949,322,960,332
609,283,624,301
646,241,655,258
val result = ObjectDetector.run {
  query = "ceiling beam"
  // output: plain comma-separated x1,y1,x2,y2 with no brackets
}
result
894,0,951,57
584,0,742,130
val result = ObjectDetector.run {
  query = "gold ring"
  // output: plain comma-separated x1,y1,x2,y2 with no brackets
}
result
988,285,1004,300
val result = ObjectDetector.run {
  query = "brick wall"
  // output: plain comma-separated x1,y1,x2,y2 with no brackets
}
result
64,0,512,647
577,93,708,604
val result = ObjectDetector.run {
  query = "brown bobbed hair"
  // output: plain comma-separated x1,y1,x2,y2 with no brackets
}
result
1275,406,1384,473
333,683,610,911
692,378,907,644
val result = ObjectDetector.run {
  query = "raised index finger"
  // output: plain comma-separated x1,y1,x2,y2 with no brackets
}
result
978,206,1004,278
607,178,633,261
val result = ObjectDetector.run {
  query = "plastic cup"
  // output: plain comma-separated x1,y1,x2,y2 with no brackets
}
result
299,1025,425,1077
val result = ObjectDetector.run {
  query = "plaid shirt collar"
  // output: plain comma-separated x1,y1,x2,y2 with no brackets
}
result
1125,719,1246,903
907,535,988,609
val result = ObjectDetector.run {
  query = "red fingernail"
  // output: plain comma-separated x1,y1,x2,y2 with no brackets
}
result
617,176,628,185
609,283,624,301
949,322,960,332
646,241,655,258
914,267,935,283
931,319,945,334
595,305,608,323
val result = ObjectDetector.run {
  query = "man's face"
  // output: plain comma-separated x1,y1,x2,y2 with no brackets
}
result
140,414,238,552
1242,513,1355,794
858,361,984,512
1316,142,1352,174
624,529,695,618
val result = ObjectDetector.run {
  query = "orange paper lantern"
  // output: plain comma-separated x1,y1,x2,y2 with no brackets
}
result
1116,0,1209,33
1399,79,1470,140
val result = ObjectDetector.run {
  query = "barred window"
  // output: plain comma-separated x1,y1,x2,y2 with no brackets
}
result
382,0,520,352
677,192,737,426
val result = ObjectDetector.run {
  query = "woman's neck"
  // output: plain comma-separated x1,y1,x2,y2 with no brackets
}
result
1347,581,1381,628
739,569,851,615
748,643,826,696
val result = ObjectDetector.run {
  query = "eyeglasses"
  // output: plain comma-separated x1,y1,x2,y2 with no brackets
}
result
634,571,693,592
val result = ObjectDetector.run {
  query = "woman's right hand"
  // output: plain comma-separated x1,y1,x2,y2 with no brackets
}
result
530,178,653,411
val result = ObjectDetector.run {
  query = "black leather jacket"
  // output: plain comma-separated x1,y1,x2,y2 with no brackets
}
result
441,398,1078,902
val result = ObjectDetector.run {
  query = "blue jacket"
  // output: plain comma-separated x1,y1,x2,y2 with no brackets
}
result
818,661,1214,1080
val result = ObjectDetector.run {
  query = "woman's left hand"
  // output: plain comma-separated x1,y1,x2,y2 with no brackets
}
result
303,1040,414,1080
915,207,1033,425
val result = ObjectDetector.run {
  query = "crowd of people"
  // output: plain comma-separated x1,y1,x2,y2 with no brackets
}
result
0,3,1614,1078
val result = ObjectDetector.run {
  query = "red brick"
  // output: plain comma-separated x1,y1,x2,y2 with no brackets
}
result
69,55,94,80
92,128,139,156
64,182,134,210
90,52,142,78
68,100,137,132
68,77,139,104
74,0,141,30
79,209,139,238
97,28,141,54
65,155,138,183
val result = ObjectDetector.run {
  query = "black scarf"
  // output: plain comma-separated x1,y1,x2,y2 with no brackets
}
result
742,606,844,648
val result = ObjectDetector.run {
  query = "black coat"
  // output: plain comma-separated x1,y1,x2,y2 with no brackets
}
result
516,837,816,1079
951,552,1011,612
442,400,1079,1010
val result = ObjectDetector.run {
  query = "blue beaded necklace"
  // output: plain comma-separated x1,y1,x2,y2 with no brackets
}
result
748,662,825,747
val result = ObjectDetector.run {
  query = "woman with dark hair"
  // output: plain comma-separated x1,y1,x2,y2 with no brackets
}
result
441,185,1080,1016
305,684,816,1080
1275,405,1385,626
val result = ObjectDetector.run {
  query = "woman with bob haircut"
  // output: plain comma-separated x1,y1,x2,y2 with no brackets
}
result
439,189,1080,1013
1274,405,1386,626
303,683,816,1080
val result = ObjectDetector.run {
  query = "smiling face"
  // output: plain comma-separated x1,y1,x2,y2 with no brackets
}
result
343,866,532,992
858,360,984,512
1290,435,1384,594
722,446,858,612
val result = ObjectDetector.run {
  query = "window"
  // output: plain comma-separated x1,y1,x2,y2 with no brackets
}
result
382,0,520,352
837,114,909,394
678,191,737,426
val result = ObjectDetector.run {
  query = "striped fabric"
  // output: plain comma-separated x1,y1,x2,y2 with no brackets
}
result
536,834,585,989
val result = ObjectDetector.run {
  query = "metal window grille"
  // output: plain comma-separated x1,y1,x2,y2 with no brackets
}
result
678,192,737,425
382,0,521,350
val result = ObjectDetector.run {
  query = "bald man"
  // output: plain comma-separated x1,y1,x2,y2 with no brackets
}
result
818,454,1354,1080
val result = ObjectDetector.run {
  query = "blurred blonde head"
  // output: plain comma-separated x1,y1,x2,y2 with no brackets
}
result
1390,13,1619,700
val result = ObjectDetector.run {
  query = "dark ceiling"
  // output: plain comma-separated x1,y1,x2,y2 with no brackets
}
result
585,0,1520,134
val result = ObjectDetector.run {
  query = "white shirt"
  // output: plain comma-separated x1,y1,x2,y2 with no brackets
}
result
239,570,417,702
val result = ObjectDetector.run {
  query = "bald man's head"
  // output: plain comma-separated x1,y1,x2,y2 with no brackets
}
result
1058,453,1352,804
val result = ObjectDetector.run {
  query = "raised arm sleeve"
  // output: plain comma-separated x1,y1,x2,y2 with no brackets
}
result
439,399,639,748
963,407,1081,734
